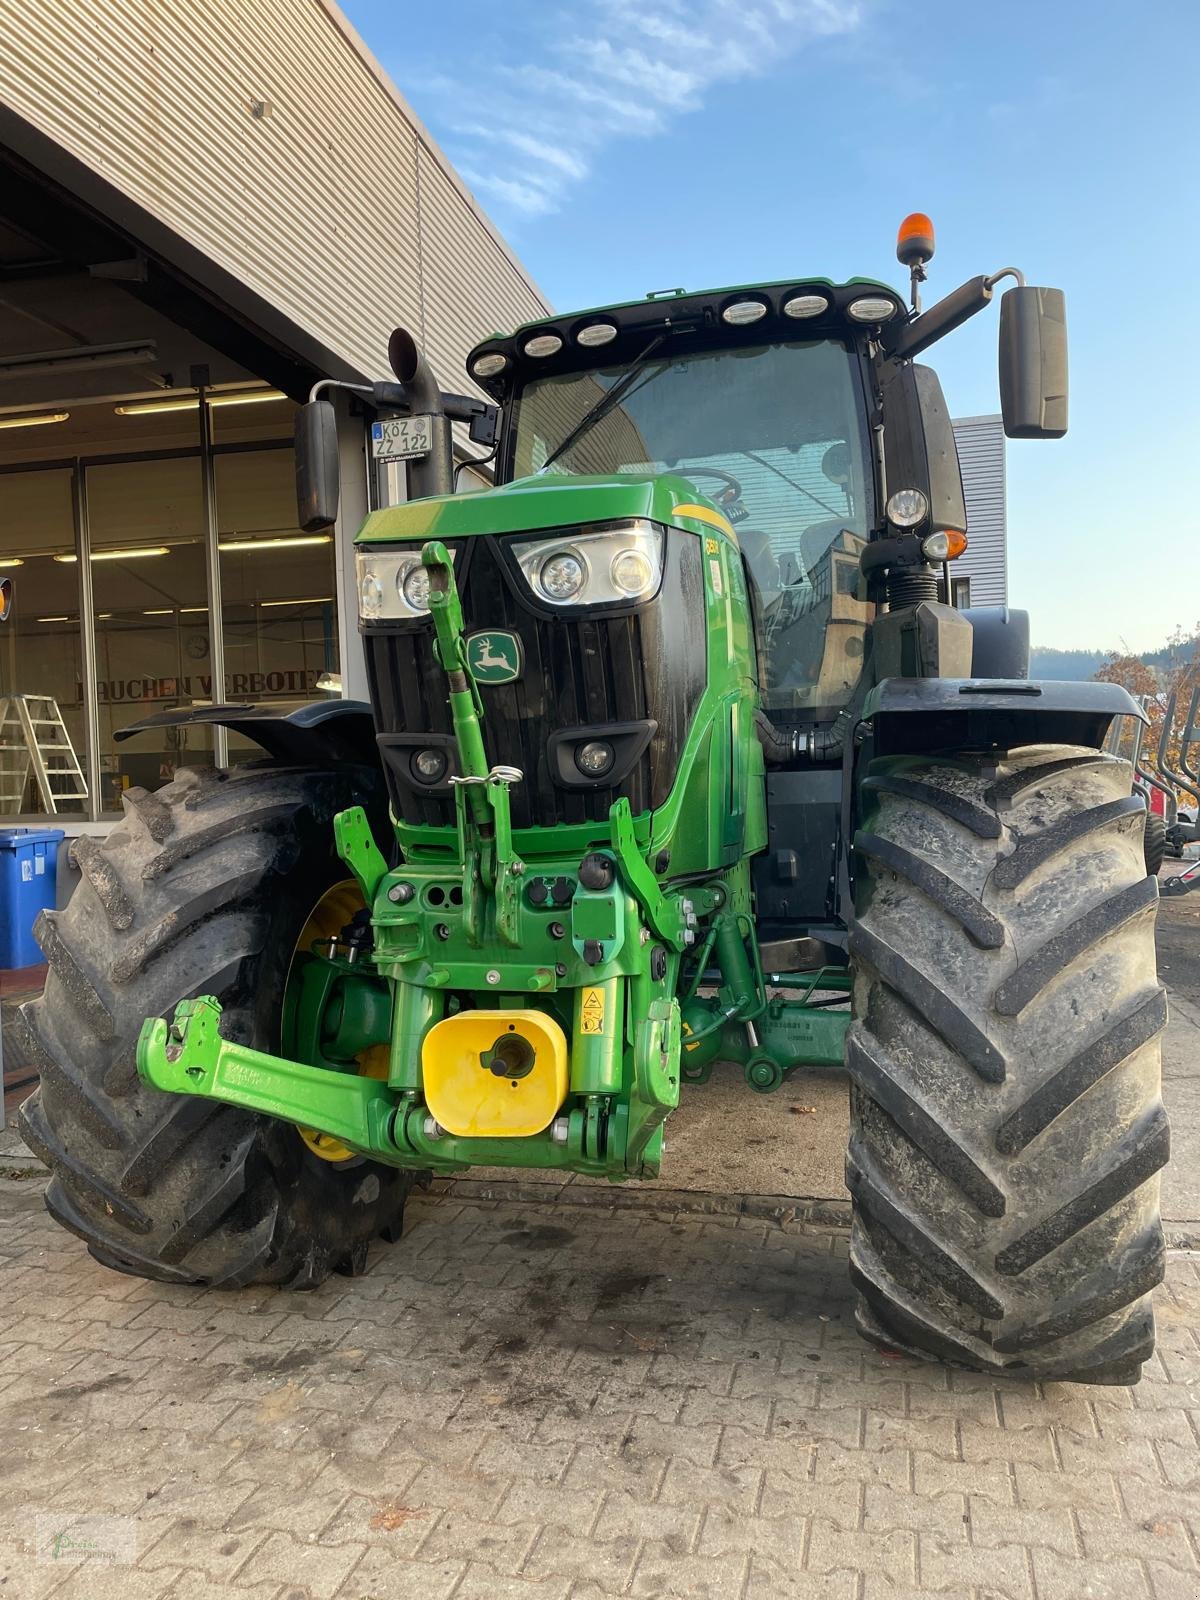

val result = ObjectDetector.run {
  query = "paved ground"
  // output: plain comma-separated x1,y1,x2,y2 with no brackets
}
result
1,1178,1199,1600
0,885,1197,1597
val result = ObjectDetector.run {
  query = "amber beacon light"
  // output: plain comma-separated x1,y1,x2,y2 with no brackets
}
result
896,212,936,267
896,213,936,312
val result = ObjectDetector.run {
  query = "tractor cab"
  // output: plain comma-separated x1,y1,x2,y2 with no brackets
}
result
468,280,905,733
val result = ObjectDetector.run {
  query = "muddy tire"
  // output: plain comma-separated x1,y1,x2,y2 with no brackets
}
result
847,745,1168,1383
18,762,417,1288
1143,812,1166,877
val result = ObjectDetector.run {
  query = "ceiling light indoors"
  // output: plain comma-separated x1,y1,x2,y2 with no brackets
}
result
53,546,170,563
114,388,288,416
0,558,24,569
259,596,334,607
219,535,331,552
0,411,70,430
0,341,157,381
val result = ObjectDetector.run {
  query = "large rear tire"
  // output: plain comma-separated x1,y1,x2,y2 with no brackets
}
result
18,762,416,1288
848,745,1167,1383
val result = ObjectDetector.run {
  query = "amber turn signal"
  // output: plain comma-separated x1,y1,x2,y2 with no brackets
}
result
897,212,935,268
921,529,968,562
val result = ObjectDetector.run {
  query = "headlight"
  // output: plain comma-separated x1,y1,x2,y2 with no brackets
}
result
886,488,929,528
355,546,456,621
512,521,664,607
539,550,587,601
401,563,431,611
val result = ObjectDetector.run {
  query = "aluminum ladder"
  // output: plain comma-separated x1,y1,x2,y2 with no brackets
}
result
0,695,88,813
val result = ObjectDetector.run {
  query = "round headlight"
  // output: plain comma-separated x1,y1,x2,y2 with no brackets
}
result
538,549,586,601
576,321,618,348
847,295,898,323
401,562,431,611
359,569,383,619
783,293,830,319
524,332,563,358
412,747,448,784
611,548,654,596
886,488,930,528
575,740,615,778
722,299,768,327
471,351,508,379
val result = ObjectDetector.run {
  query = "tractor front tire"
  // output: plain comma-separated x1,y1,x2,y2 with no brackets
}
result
18,762,416,1289
848,745,1168,1383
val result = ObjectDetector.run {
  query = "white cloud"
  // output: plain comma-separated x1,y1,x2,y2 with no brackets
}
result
396,0,862,222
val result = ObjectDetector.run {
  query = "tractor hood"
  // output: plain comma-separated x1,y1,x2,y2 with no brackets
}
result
356,472,736,546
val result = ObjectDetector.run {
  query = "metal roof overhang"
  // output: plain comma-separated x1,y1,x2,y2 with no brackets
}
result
0,103,369,402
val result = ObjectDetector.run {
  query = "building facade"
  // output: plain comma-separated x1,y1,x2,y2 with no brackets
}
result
0,0,549,827
950,414,1007,608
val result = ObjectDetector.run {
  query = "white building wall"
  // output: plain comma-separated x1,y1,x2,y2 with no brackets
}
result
0,0,549,394
951,414,1007,606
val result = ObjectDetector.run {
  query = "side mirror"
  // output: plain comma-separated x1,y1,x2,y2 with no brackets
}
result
999,286,1068,438
295,400,340,532
0,577,11,622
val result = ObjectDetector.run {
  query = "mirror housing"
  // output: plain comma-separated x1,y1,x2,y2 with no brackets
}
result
999,286,1068,438
881,362,967,534
295,400,340,532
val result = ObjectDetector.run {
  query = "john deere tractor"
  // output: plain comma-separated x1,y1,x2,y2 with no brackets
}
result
21,217,1167,1384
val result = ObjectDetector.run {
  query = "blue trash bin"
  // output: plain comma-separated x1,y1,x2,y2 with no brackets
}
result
0,827,65,969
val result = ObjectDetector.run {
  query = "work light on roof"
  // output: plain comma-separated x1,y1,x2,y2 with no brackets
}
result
576,321,618,348
782,294,829,319
471,351,508,379
524,332,564,358
721,299,768,327
847,296,897,324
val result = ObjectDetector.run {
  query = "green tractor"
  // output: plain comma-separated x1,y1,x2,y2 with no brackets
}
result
21,217,1167,1384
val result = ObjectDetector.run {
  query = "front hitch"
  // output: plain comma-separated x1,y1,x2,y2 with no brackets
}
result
137,997,399,1160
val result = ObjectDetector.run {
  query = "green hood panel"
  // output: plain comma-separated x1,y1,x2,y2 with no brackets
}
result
357,472,736,546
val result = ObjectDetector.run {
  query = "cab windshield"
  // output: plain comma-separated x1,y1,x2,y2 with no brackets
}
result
510,339,875,711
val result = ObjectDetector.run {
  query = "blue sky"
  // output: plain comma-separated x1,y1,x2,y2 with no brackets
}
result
343,0,1197,653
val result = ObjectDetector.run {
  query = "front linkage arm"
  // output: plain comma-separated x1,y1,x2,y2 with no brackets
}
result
137,998,400,1158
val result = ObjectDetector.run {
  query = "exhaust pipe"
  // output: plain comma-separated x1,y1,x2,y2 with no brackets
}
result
388,328,454,499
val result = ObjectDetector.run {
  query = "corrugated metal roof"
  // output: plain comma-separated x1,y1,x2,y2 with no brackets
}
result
0,0,549,391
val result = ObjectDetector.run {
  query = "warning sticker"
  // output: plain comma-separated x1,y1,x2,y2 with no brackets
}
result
709,558,724,598
580,986,606,1035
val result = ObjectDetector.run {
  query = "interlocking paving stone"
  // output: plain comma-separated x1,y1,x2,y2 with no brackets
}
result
0,1183,1195,1599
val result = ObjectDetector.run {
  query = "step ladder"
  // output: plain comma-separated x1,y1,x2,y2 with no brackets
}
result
0,695,88,813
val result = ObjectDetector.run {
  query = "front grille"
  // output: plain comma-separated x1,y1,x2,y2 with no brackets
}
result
365,529,706,830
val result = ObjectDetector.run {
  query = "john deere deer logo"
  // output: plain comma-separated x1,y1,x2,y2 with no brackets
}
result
466,631,523,685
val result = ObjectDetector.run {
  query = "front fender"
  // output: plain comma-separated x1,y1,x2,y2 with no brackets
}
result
115,699,382,771
863,677,1145,757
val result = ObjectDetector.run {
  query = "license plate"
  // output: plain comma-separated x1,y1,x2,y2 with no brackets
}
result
371,415,432,461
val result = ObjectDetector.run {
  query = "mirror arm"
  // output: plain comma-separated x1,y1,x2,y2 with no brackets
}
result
984,266,1026,291
885,266,1029,362
304,378,497,444
308,377,373,404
